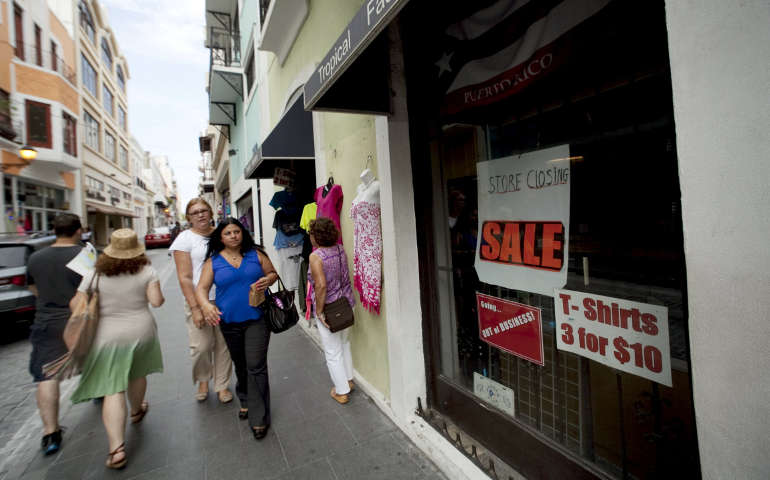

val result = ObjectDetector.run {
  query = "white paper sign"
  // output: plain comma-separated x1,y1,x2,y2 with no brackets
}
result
473,372,515,416
475,145,571,296
554,288,672,386
65,243,97,276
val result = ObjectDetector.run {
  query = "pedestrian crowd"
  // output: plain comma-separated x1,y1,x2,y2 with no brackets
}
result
25,197,357,470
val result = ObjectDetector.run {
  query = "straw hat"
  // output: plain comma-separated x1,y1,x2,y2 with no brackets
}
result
103,228,145,259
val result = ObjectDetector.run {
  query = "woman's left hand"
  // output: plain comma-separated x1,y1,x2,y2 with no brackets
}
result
251,275,271,293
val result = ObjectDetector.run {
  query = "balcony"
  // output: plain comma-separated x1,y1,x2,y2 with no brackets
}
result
15,41,76,86
207,27,242,126
258,0,308,65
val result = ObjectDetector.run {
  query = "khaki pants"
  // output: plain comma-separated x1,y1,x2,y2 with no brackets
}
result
184,302,232,392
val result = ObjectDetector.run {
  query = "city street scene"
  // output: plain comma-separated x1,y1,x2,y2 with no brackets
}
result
0,0,768,479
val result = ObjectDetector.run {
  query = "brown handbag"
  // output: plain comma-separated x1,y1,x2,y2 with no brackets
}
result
44,273,101,379
323,246,354,333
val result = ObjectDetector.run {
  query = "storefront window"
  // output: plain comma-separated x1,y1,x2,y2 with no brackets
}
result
408,1,698,478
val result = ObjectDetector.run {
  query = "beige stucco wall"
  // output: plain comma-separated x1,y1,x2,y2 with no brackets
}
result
317,112,390,398
264,0,364,123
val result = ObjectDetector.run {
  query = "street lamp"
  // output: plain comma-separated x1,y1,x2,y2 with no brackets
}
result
19,146,37,161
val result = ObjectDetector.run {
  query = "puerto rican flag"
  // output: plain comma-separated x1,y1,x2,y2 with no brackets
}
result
435,0,612,115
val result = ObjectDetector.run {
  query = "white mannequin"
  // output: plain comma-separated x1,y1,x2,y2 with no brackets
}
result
353,168,380,205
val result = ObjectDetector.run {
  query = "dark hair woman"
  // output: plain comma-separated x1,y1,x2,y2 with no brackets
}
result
307,217,356,405
195,218,278,440
68,229,165,469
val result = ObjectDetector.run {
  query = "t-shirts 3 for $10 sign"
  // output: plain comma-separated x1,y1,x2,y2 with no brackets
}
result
554,289,671,386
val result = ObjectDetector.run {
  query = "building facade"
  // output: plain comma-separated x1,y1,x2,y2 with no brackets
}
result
207,1,770,479
129,134,152,239
0,0,81,233
76,0,134,246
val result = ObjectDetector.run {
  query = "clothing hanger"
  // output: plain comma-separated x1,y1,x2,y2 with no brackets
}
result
323,175,335,197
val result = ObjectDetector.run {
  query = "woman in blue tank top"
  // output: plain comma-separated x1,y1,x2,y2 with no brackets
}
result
195,218,278,440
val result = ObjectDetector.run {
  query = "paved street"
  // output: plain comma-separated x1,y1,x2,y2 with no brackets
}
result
0,249,446,480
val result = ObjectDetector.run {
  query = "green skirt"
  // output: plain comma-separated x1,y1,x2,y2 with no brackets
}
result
71,339,163,404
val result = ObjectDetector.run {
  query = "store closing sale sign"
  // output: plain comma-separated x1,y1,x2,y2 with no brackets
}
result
477,293,544,366
475,145,570,296
554,289,672,386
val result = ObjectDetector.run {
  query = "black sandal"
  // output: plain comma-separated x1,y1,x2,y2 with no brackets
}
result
238,409,248,420
105,443,127,469
252,425,268,440
130,402,149,424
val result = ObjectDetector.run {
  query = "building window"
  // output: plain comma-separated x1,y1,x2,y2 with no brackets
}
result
14,4,24,60
63,112,77,156
245,49,255,95
109,185,120,200
83,110,99,150
102,84,113,116
117,66,125,92
79,1,95,44
119,145,128,170
82,54,97,96
118,106,126,130
86,175,104,191
101,37,113,71
25,100,51,148
34,24,42,66
0,90,13,140
105,131,116,162
50,41,58,72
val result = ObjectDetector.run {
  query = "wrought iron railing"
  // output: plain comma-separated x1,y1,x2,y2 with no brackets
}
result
15,42,77,86
208,27,241,68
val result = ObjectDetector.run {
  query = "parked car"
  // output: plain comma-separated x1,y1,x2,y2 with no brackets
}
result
144,226,172,248
0,232,57,321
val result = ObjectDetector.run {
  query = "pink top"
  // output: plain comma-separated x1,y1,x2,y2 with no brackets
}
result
314,184,343,244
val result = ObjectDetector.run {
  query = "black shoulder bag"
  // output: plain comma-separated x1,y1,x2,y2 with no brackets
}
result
264,276,299,333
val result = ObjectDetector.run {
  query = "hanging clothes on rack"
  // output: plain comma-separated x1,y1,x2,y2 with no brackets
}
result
270,190,303,291
350,168,382,314
297,202,317,313
314,181,343,244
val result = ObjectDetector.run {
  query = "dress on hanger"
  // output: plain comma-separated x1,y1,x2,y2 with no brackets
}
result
350,176,382,314
314,184,343,244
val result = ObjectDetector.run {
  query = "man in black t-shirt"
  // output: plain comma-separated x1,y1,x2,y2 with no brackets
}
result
26,213,83,455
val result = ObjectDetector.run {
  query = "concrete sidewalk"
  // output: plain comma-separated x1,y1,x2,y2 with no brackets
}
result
0,250,446,480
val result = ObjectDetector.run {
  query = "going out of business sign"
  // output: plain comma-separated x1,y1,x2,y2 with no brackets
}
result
304,0,407,109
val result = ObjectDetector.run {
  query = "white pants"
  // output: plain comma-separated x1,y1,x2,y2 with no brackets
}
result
316,317,353,395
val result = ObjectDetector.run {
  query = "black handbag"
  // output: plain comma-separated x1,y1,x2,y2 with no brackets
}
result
264,276,299,333
323,246,355,333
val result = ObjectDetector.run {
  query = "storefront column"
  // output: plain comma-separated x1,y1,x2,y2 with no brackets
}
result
377,23,427,421
11,176,18,220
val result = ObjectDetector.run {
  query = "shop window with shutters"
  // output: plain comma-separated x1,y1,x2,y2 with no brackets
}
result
0,90,14,141
83,110,99,150
63,112,77,156
25,100,51,149
105,131,116,162
82,54,97,97
406,1,698,478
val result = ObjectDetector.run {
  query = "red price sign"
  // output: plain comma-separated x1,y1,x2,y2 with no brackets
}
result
476,293,544,366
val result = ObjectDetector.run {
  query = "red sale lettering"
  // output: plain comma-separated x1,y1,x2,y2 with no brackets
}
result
559,293,572,315
476,293,544,366
581,297,655,336
641,313,658,335
612,336,663,372
479,221,564,271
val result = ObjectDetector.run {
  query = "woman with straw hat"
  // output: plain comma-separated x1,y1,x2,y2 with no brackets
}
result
68,228,165,469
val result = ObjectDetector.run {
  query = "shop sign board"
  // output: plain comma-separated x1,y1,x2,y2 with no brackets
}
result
476,293,544,366
273,168,296,187
304,0,408,109
554,289,672,386
475,145,571,296
473,372,515,416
